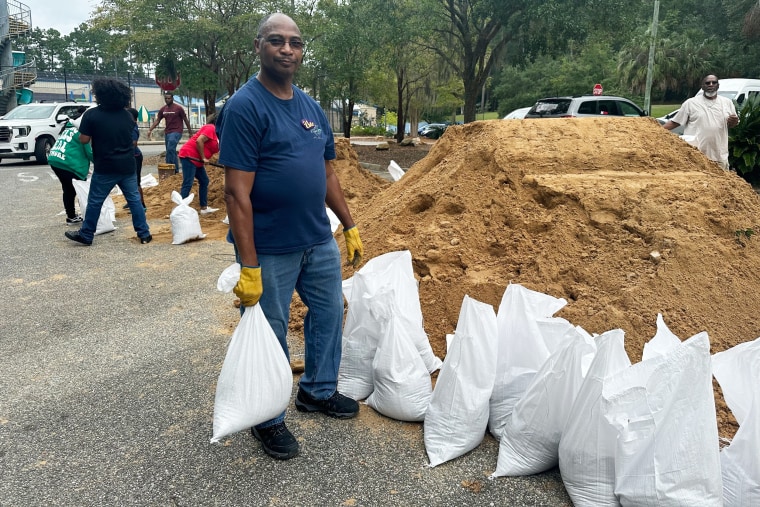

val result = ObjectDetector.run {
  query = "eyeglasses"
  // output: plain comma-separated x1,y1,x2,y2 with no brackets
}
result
704,81,718,85
263,37,304,50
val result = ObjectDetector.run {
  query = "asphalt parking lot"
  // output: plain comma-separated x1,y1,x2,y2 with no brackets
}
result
0,155,571,506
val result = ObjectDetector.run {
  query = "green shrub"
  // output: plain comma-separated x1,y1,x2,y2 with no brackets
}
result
729,95,760,178
350,125,386,136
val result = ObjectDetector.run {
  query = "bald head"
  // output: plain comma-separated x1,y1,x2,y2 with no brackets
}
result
257,13,299,40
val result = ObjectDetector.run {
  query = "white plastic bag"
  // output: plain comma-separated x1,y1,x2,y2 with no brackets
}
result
489,283,569,439
602,332,722,507
170,190,206,244
424,295,497,467
366,292,432,422
387,160,405,181
216,263,241,293
712,337,760,506
72,178,116,235
492,325,596,477
140,173,158,188
558,329,630,507
641,313,681,361
338,251,441,401
210,304,293,443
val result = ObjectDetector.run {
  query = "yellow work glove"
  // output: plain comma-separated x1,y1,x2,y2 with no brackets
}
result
234,266,263,307
343,226,364,268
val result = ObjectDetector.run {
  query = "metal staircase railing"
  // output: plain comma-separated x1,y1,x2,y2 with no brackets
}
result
1,0,32,40
0,0,35,109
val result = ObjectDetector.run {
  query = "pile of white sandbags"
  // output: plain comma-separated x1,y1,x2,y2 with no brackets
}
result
337,250,758,504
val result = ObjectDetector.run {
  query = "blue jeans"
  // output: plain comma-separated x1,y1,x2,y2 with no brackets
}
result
164,132,182,173
179,158,209,207
79,171,150,243
236,240,344,429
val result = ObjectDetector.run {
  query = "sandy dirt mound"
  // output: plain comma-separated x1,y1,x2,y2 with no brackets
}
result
126,119,760,437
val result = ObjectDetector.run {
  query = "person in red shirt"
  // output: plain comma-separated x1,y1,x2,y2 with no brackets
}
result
147,91,193,173
178,113,219,215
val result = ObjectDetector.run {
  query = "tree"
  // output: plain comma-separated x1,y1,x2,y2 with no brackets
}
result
420,0,515,123
92,0,283,114
305,0,380,138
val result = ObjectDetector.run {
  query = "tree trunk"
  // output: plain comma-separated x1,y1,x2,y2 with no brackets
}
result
396,68,405,143
343,98,354,138
462,80,481,123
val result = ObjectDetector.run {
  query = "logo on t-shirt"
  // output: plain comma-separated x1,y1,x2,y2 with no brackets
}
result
301,118,322,140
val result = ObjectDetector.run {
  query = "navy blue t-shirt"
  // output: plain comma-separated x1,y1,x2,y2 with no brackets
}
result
217,76,336,254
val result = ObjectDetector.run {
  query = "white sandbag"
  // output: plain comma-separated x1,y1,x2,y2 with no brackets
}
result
211,304,292,443
720,390,760,506
491,326,596,477
72,178,116,235
712,337,760,505
326,206,340,233
712,337,760,426
387,160,404,181
489,283,569,440
602,332,722,506
338,251,441,401
641,313,681,361
170,190,206,244
558,329,630,507
216,263,241,293
140,173,158,188
424,295,497,467
366,292,432,422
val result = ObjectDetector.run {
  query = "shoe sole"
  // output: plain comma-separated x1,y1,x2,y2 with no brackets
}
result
250,428,299,460
295,398,359,419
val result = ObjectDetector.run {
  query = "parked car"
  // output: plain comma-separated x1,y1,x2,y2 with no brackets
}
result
503,107,531,119
524,96,647,119
419,123,448,139
656,110,685,135
0,102,95,163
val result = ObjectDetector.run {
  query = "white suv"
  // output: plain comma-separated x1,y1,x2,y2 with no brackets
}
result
0,102,95,163
525,96,647,118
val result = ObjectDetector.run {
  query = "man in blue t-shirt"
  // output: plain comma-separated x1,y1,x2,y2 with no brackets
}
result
217,12,364,460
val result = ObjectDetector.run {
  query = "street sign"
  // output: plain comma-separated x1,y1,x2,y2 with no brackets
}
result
593,83,603,96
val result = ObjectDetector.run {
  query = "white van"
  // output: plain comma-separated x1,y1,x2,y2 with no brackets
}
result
695,78,760,108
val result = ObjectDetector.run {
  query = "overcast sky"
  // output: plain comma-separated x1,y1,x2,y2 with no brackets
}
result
27,0,97,36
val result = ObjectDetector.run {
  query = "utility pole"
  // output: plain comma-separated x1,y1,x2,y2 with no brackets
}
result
644,0,660,115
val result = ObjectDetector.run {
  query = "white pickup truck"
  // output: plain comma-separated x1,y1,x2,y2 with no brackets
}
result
0,102,95,163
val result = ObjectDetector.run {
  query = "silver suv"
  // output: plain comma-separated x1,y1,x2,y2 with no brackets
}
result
525,96,647,119
0,102,95,163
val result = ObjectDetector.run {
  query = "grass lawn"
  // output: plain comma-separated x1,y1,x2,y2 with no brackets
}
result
648,104,680,117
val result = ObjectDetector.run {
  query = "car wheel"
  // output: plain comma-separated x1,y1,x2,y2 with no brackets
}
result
35,137,53,163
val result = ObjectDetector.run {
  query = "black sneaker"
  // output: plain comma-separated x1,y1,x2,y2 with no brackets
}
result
295,388,359,419
64,230,92,245
66,216,83,225
140,234,152,244
251,422,299,460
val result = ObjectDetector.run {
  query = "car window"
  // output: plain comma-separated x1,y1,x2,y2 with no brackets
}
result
533,100,571,115
619,101,643,117
577,101,597,114
59,105,86,118
598,101,617,115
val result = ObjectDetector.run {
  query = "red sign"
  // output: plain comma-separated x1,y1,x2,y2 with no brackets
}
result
593,83,603,96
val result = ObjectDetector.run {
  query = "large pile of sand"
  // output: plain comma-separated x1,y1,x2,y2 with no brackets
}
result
129,121,760,437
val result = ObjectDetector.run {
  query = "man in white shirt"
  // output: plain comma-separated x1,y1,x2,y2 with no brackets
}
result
663,74,740,170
